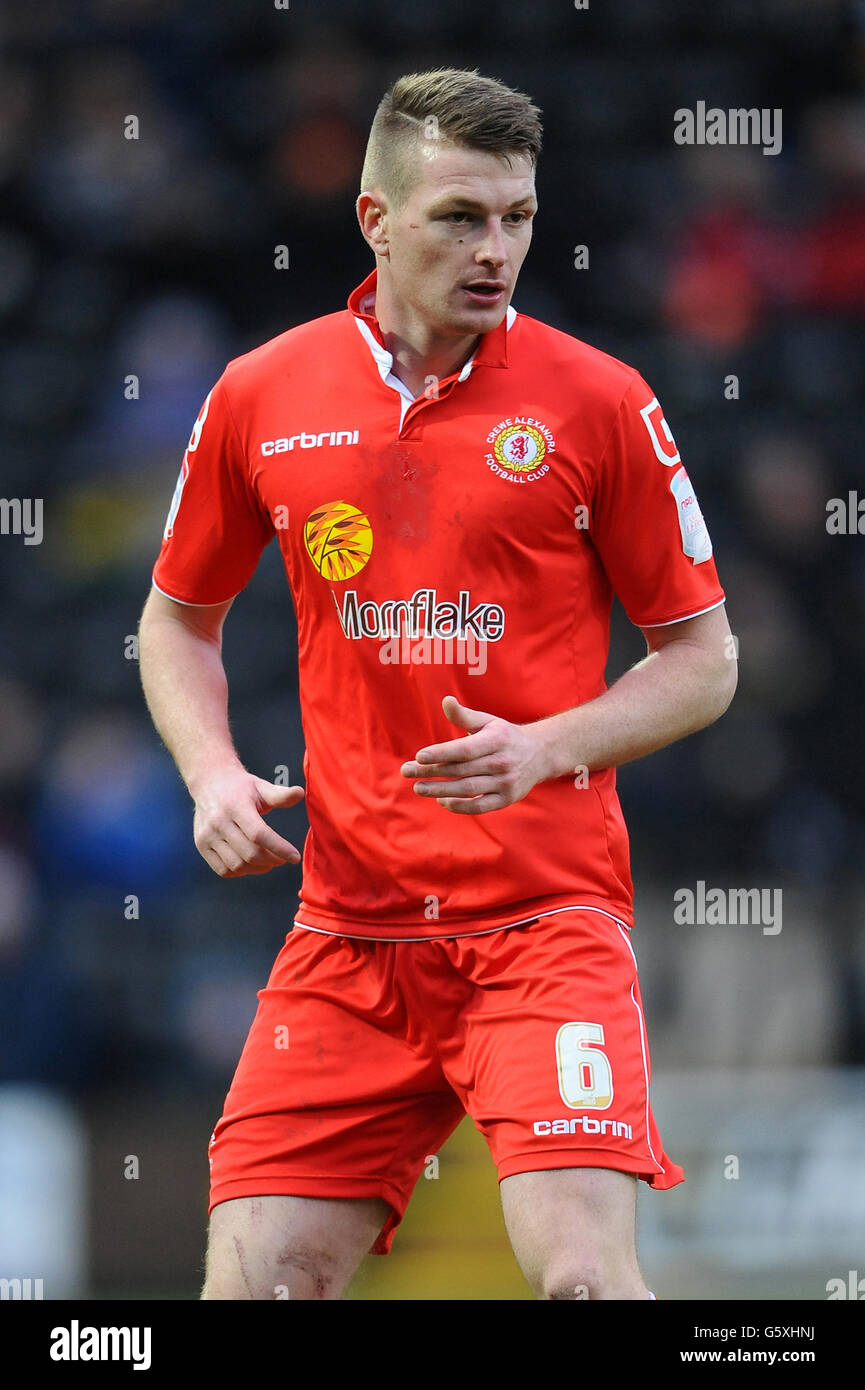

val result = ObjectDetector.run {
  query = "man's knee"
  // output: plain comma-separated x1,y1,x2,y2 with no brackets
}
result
201,1194,390,1301
541,1260,603,1301
540,1257,646,1301
203,1234,343,1301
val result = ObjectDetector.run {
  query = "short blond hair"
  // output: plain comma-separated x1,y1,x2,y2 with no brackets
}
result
360,67,543,209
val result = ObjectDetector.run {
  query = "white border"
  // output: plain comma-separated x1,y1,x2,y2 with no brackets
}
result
151,579,239,607
638,596,726,628
292,902,632,943
352,301,518,426
615,920,666,1177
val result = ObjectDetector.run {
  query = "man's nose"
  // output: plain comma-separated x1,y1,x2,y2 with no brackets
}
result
475,220,507,265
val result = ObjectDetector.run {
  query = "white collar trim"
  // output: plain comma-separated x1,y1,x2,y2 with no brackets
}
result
352,302,515,421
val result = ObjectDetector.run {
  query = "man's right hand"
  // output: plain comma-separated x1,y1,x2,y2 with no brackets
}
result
191,767,305,877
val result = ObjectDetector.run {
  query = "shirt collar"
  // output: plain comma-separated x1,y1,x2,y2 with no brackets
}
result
347,268,514,378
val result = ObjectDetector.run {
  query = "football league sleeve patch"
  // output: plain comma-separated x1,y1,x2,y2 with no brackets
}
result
588,375,725,628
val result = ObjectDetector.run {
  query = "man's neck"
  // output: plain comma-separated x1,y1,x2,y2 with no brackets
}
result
380,325,480,399
373,282,479,399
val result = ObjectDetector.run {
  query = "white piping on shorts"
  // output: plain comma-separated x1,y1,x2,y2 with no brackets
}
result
291,903,632,943
615,919,665,1176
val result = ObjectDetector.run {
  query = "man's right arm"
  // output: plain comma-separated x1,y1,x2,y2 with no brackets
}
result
138,587,305,877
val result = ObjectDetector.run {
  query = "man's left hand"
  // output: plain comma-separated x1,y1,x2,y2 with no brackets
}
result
400,695,551,814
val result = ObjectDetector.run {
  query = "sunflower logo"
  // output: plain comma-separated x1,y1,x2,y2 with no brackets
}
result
304,501,373,581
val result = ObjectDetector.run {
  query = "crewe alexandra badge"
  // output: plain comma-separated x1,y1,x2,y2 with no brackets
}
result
485,417,556,484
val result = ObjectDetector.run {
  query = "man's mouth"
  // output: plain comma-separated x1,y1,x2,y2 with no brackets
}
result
462,281,505,304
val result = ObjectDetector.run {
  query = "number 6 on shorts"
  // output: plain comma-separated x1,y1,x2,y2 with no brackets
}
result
555,1021,613,1109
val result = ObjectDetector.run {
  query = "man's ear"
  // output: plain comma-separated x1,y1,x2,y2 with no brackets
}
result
356,191,389,257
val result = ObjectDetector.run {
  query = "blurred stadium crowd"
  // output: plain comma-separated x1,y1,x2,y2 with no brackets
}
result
1,0,863,1111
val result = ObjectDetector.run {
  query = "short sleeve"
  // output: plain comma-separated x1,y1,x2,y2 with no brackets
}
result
589,375,726,627
152,374,274,605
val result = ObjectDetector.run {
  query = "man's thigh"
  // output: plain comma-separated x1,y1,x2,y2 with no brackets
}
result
202,1194,392,1300
433,909,674,1300
206,928,465,1272
500,1166,647,1299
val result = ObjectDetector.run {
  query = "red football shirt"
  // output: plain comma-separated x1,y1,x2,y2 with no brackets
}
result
152,269,726,939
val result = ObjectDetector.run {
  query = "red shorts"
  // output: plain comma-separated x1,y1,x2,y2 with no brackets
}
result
207,907,683,1253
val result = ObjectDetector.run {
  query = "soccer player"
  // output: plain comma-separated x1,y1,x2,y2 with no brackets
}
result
139,68,736,1301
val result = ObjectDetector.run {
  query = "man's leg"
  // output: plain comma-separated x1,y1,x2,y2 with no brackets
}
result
204,929,464,1300
202,1193,392,1300
436,911,681,1300
500,1166,649,1300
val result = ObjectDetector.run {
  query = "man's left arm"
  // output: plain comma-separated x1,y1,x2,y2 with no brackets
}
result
400,604,737,813
532,602,737,780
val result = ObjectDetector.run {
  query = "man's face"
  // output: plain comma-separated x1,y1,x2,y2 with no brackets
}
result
377,142,537,339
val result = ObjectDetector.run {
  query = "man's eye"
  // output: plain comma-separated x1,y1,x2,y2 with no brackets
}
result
445,212,471,222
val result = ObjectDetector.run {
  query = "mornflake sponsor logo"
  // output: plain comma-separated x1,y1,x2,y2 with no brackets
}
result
333,587,505,642
261,430,359,454
533,1117,633,1139
50,1321,151,1371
